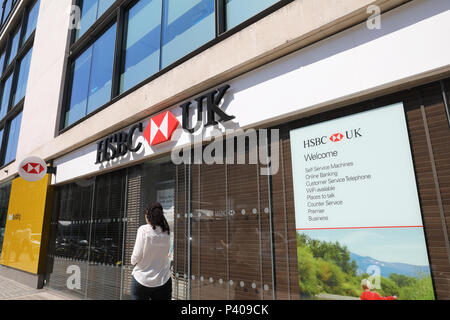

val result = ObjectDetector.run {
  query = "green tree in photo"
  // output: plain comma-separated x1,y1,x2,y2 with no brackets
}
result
379,276,400,297
296,232,435,300
297,245,320,297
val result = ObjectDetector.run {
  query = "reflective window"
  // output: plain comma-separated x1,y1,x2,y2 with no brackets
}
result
23,0,40,44
66,24,116,127
3,111,22,164
98,0,115,17
65,49,91,127
76,0,115,40
77,0,98,40
0,181,12,258
161,0,215,68
225,0,278,30
13,47,33,106
2,0,12,24
7,26,21,67
86,23,116,114
120,0,162,94
0,50,5,76
0,74,13,119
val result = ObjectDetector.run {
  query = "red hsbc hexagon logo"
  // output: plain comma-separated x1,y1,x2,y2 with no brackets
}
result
22,162,45,174
143,111,180,146
330,133,344,142
18,156,48,182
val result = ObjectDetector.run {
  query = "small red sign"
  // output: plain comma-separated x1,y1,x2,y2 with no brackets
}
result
22,162,45,174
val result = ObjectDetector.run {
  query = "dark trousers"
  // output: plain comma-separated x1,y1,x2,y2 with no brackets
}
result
131,276,172,300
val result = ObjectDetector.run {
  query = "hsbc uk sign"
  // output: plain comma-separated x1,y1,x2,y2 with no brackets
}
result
95,85,234,164
303,129,362,149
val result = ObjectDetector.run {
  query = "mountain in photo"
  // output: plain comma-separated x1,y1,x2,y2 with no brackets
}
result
350,253,430,278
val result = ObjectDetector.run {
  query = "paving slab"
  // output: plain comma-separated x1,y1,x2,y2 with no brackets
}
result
0,275,72,300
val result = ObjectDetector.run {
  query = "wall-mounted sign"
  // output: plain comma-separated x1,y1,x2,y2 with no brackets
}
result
180,84,235,133
18,156,48,182
290,103,434,300
95,123,143,164
94,85,234,164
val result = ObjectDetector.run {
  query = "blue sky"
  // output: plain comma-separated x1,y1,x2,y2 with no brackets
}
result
299,227,430,266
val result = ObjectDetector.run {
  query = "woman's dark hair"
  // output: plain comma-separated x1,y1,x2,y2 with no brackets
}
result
145,202,170,235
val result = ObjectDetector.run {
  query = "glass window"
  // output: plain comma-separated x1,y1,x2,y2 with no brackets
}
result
65,49,92,127
2,0,12,25
86,23,116,114
0,181,12,258
97,0,115,17
23,0,40,44
76,0,115,41
66,24,116,127
76,0,98,40
0,74,13,119
4,112,22,164
120,0,162,94
7,26,21,67
0,50,5,76
225,0,278,30
12,47,33,106
161,0,215,68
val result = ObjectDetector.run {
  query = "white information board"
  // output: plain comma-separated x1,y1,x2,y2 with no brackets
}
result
290,103,424,230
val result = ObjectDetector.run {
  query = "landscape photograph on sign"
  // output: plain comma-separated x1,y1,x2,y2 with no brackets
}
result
296,228,434,300
289,103,435,300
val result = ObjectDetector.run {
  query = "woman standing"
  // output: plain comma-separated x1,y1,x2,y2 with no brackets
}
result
131,202,172,300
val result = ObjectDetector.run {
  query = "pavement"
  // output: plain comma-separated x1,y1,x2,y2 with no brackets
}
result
0,275,72,300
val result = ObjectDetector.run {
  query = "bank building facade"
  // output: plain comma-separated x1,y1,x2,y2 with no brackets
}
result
0,0,449,300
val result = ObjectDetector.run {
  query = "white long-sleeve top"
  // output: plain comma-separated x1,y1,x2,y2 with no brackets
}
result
131,224,171,288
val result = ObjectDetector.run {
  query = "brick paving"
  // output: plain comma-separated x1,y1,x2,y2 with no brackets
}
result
0,275,72,300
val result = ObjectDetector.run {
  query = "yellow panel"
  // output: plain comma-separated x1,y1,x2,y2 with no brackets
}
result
0,175,50,274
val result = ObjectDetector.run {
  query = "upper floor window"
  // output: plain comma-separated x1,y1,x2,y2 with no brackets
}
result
6,25,20,67
23,0,40,43
225,0,279,30
76,0,116,41
65,23,117,127
12,47,33,106
120,0,162,94
3,111,21,165
63,0,284,130
0,49,5,79
0,73,12,119
2,0,12,25
120,0,216,93
161,0,215,68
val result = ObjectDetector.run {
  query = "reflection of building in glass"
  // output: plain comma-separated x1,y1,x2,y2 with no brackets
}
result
0,182,12,257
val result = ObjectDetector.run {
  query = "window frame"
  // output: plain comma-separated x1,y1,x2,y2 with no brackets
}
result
0,0,20,33
61,17,119,130
59,0,293,133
